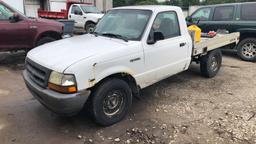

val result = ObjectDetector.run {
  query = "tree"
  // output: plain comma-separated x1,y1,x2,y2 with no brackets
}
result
113,0,158,7
114,0,256,8
135,0,158,5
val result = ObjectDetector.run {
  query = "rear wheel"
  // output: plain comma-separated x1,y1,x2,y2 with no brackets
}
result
85,22,96,33
36,37,56,46
237,38,256,62
90,78,132,126
200,49,222,78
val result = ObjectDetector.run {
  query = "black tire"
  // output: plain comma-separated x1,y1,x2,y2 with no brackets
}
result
237,38,256,62
85,22,96,33
200,49,222,78
36,37,56,46
90,78,132,126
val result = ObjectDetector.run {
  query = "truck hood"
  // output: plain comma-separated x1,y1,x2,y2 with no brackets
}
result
86,13,104,19
28,17,63,27
27,34,132,72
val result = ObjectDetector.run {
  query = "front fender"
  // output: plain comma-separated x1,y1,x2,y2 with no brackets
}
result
94,65,136,85
85,17,99,24
64,59,137,91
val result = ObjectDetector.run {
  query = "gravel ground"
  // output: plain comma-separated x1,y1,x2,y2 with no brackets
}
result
0,51,255,144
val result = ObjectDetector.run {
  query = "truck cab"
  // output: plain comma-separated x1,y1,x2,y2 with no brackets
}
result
68,4,104,32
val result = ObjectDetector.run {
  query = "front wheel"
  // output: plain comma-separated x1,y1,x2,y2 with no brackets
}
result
90,78,132,126
237,38,256,62
85,23,96,33
200,49,222,78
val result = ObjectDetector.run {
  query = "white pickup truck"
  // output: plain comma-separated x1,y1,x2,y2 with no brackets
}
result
68,4,104,32
23,6,239,126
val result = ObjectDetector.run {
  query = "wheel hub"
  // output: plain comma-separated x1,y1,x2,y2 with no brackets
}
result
103,90,124,116
88,27,94,33
242,43,256,58
210,56,218,72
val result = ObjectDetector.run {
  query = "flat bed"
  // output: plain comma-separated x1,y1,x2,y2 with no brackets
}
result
192,32,240,56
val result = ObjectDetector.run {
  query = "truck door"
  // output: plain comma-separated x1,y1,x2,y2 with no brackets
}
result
69,5,84,28
0,3,30,50
143,11,189,85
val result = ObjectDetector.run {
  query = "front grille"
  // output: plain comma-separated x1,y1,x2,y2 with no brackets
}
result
25,58,51,88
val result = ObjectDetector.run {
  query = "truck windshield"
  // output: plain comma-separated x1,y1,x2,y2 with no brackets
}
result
81,6,101,13
94,9,152,41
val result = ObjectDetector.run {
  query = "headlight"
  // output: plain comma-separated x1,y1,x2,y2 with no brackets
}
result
48,71,77,94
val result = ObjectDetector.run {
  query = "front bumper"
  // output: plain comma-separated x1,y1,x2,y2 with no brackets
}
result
23,70,90,115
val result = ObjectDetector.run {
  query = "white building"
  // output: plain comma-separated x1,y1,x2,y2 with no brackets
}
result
3,0,112,17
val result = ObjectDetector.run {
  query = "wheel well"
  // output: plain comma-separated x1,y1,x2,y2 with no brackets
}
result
85,21,96,26
91,73,140,97
240,32,256,41
37,31,62,42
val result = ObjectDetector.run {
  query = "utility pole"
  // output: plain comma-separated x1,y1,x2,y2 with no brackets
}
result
103,0,106,12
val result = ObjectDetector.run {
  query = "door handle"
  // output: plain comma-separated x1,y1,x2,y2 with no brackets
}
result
69,15,71,18
130,57,141,62
180,42,186,47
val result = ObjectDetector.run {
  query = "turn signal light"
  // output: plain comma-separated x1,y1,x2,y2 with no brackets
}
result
48,83,77,94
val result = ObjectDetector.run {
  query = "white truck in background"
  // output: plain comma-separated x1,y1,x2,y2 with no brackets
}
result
24,6,239,126
68,4,104,32
38,0,104,32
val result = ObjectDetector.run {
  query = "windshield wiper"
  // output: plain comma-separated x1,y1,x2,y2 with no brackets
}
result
91,31,99,37
102,33,128,42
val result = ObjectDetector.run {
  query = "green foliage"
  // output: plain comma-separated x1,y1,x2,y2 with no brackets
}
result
113,0,159,7
201,0,256,5
135,0,159,5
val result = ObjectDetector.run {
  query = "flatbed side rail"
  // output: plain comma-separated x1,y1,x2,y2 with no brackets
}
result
192,32,240,57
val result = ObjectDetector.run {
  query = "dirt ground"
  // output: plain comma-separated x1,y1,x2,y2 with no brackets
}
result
0,51,255,144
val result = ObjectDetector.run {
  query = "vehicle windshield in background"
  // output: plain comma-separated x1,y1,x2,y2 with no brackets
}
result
94,9,152,41
0,2,26,19
81,5,101,13
0,4,13,20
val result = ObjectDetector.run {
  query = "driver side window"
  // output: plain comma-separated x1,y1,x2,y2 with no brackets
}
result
0,4,13,20
71,5,82,15
151,11,180,40
192,8,211,21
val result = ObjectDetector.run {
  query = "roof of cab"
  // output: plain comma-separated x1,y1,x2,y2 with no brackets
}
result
112,5,182,12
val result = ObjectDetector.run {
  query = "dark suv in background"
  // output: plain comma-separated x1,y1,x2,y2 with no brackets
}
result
0,0,64,52
188,2,256,62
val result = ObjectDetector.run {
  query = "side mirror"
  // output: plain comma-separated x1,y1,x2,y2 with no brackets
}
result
9,13,20,23
74,10,82,15
186,16,193,22
147,31,164,45
186,16,201,25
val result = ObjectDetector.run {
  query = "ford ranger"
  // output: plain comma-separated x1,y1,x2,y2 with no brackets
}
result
23,6,239,126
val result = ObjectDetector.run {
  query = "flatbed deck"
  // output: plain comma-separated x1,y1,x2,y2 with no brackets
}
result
192,32,240,56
